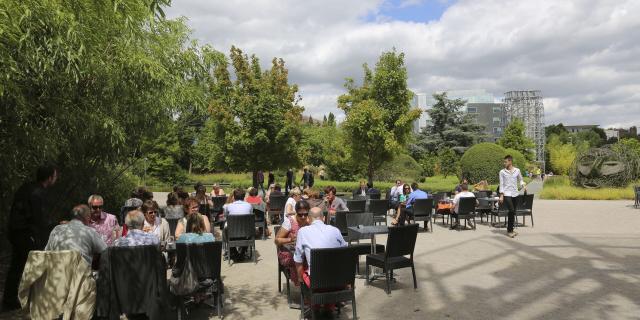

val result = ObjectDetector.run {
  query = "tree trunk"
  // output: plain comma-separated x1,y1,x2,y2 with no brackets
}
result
252,170,258,188
367,161,374,187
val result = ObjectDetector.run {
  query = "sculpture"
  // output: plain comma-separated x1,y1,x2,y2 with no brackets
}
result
572,147,638,188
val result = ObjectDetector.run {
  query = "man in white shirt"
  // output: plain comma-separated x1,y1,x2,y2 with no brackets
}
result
450,183,477,230
294,207,347,287
499,155,527,238
224,188,253,217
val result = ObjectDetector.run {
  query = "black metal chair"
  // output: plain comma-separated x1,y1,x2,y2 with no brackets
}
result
268,195,287,224
475,196,493,224
172,241,224,319
334,211,349,237
454,197,477,231
253,208,268,239
491,201,509,226
368,193,381,200
346,199,366,213
223,214,256,265
411,198,433,232
167,217,180,237
516,194,535,227
345,213,385,274
211,196,228,227
273,226,293,307
300,247,358,320
365,224,418,294
368,199,389,225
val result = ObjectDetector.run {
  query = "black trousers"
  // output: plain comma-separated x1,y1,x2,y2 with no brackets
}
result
398,207,414,226
3,229,37,308
503,196,517,233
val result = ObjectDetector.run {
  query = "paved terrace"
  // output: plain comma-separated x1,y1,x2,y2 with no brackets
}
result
2,199,639,319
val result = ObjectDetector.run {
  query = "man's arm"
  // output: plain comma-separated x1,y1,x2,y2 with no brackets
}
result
499,170,505,203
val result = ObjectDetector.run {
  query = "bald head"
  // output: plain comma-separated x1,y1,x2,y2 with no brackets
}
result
309,207,324,222
125,210,145,230
71,204,91,225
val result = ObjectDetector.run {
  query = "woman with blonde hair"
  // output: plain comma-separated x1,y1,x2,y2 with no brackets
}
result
175,197,211,239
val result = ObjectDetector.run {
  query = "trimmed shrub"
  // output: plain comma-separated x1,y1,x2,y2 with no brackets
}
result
460,143,506,184
375,154,424,182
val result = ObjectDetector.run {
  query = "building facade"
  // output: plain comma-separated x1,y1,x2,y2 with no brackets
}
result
466,102,506,142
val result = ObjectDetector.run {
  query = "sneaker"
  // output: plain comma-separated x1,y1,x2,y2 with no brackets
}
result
507,231,517,238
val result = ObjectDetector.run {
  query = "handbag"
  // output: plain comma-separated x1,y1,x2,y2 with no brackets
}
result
169,251,199,296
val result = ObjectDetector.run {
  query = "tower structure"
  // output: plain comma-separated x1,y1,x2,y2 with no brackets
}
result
503,90,546,171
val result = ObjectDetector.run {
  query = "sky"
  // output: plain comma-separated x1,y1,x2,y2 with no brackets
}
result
166,0,640,129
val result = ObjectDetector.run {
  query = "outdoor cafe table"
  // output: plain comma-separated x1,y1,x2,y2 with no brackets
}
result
348,225,389,281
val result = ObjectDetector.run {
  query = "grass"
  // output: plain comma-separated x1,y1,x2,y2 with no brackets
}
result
540,176,636,200
148,173,465,193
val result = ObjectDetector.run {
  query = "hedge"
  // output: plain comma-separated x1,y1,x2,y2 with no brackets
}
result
460,143,507,184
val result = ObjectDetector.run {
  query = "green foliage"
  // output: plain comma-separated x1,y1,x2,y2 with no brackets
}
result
0,0,212,222
338,50,421,183
198,46,304,179
140,122,187,184
375,154,424,182
545,123,569,141
437,148,459,178
326,112,336,127
414,92,484,155
546,135,577,175
459,143,507,184
419,155,438,177
541,176,635,200
498,119,535,160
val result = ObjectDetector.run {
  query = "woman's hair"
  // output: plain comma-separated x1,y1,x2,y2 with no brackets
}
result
167,192,180,206
402,183,411,194
136,187,153,201
141,200,159,214
289,188,301,197
304,188,320,199
295,199,311,212
185,213,206,235
182,197,200,214
324,186,337,195
248,187,258,197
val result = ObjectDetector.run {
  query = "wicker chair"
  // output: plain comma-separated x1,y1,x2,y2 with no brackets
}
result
223,214,256,265
411,198,433,232
346,199,366,213
368,199,389,225
299,247,358,320
366,224,418,294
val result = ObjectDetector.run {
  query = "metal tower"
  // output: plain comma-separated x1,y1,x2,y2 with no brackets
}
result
503,90,546,171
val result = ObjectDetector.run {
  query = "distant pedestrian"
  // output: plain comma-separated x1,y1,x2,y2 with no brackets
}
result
267,171,275,188
285,168,294,195
257,170,265,195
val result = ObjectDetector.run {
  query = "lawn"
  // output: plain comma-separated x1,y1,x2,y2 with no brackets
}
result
540,176,636,200
150,173,464,193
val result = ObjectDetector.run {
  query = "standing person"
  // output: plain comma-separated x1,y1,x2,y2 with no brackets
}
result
257,170,265,195
286,168,294,195
3,164,58,310
499,155,527,238
87,194,120,246
300,168,313,188
267,171,275,188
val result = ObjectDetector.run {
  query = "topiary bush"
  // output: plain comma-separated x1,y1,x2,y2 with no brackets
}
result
375,153,424,182
460,143,507,184
504,148,527,172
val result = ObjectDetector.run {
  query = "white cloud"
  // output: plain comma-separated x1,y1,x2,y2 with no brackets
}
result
166,0,640,128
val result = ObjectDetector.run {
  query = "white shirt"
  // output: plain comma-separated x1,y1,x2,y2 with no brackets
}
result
390,185,402,201
293,220,346,275
284,197,297,216
499,167,525,197
453,191,476,214
224,200,253,217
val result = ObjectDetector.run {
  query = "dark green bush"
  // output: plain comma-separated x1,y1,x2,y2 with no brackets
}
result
460,143,506,184
375,154,423,182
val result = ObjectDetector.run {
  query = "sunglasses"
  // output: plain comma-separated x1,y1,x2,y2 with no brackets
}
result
146,211,157,215
296,212,309,217
91,205,102,210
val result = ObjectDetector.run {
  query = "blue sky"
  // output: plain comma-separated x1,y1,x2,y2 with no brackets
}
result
368,0,453,23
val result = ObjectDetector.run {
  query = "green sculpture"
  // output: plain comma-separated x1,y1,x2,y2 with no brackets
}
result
572,147,639,188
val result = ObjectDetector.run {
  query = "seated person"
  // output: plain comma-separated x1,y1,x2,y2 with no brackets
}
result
454,178,469,194
177,213,215,243
352,180,368,198
366,182,381,199
473,180,489,192
397,182,428,226
274,200,311,286
391,184,412,226
303,188,325,211
164,192,184,219
87,194,119,246
141,200,171,244
210,183,226,197
323,186,348,220
114,210,160,247
245,187,265,209
224,188,253,217
175,197,211,239
294,207,347,310
284,188,301,218
450,183,478,230
45,204,107,265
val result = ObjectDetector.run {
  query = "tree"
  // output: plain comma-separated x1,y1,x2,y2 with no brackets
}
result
203,46,303,187
0,0,214,218
498,118,535,161
322,115,328,126
338,50,421,184
438,148,459,178
546,135,577,175
545,123,569,141
414,93,484,155
308,115,314,125
327,112,336,127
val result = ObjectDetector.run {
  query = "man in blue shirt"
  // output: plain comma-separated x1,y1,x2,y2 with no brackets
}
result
399,182,428,226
